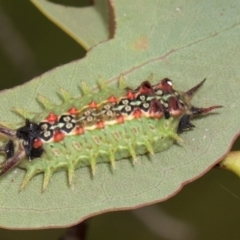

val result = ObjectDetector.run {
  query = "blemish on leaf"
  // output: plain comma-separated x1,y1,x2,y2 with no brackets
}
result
133,37,149,51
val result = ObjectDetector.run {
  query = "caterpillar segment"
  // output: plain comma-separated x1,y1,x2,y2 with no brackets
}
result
0,76,222,190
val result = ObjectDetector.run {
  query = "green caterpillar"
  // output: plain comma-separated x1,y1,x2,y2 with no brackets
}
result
0,75,222,190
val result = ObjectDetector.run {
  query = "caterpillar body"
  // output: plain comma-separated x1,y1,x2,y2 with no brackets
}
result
0,76,221,190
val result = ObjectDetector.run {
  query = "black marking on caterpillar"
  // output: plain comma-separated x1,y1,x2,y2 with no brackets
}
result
0,76,222,191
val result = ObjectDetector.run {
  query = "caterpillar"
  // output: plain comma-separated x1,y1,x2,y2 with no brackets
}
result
0,75,222,190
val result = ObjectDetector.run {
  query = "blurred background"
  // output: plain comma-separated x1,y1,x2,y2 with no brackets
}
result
0,1,240,240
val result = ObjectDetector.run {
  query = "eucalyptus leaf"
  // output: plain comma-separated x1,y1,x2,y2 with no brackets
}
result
31,0,110,49
0,0,239,229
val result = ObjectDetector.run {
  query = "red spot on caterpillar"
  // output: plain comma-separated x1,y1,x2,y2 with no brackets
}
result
68,107,78,115
33,138,43,148
97,121,105,129
108,95,118,103
126,90,135,100
75,126,84,135
46,112,58,122
117,115,125,123
53,130,65,142
133,108,142,118
89,101,98,108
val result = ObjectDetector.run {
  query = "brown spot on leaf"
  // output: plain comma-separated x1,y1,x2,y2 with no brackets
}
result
133,37,149,51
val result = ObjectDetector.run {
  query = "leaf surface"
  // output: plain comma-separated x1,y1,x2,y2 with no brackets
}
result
0,0,240,229
31,0,110,49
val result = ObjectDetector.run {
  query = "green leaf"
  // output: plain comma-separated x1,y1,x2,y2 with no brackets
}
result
0,0,240,229
31,0,110,50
